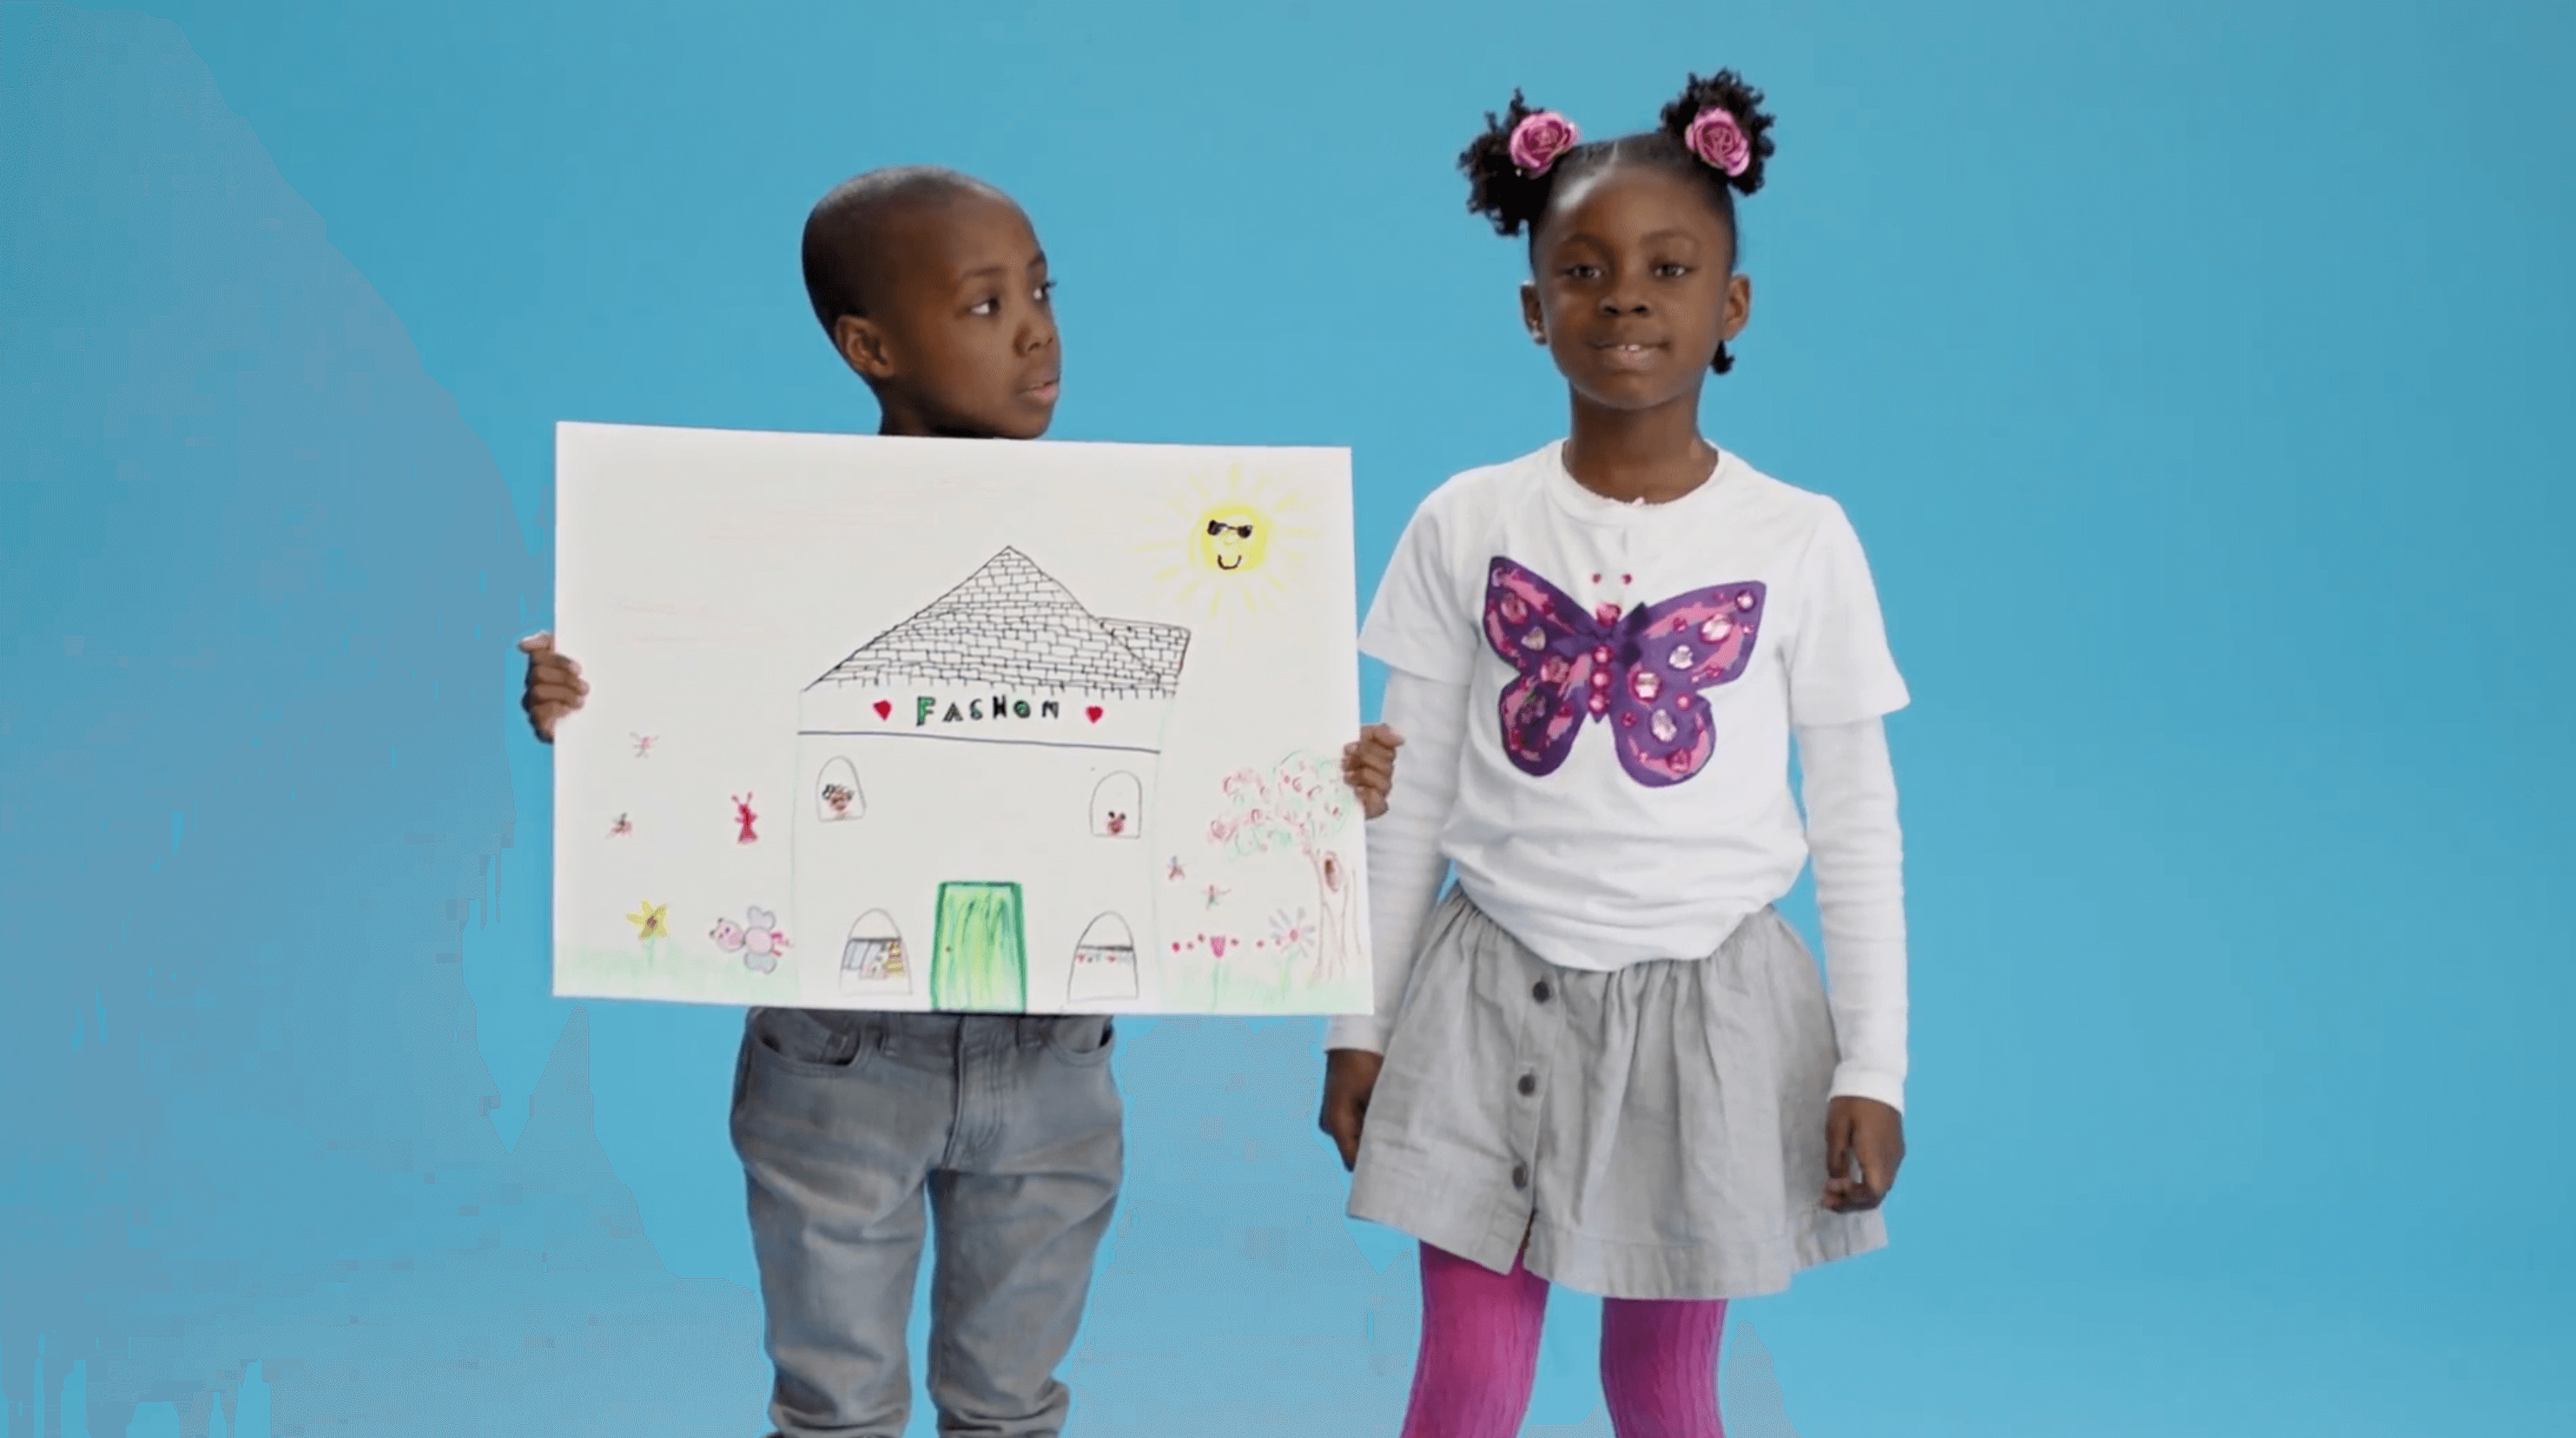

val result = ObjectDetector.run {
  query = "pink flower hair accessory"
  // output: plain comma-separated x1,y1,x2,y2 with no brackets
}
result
1683,106,1752,177
1507,109,1582,176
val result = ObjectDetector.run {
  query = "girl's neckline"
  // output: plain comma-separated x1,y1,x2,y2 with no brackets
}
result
1540,439,1736,526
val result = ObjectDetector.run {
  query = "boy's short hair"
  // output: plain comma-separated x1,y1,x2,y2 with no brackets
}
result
800,166,1011,346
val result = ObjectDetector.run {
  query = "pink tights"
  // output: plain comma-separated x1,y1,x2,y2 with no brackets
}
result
1398,1242,1727,1438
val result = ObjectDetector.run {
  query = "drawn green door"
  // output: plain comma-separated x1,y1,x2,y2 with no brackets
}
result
930,881,1028,1013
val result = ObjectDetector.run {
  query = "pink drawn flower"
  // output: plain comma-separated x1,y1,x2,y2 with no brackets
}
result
1508,110,1582,175
1684,107,1751,176
1269,907,1313,958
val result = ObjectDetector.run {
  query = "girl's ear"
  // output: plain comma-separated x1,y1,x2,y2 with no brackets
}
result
1521,280,1546,344
1721,273,1754,343
834,314,897,383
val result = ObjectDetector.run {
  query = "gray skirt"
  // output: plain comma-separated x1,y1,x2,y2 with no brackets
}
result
1348,890,1886,1301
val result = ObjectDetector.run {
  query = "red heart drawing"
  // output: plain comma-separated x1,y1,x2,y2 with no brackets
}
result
873,700,892,721
1086,705,1104,723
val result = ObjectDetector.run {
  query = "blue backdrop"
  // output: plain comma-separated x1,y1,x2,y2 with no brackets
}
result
4,2,2569,1435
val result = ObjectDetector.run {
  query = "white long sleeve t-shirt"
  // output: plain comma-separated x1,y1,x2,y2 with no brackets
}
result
1321,442,1912,1111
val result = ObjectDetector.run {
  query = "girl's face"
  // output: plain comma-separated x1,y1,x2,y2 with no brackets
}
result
1521,162,1752,412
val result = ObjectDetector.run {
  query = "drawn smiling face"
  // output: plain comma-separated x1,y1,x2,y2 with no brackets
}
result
1193,505,1270,575
1206,515,1256,570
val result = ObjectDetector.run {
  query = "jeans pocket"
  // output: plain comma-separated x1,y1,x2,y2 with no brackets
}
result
1044,1014,1117,1065
750,1006,878,1075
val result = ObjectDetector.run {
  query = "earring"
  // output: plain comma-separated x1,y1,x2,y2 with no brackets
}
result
1530,329,1548,345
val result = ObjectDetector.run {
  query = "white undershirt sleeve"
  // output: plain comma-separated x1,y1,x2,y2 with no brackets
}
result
1795,716,1910,1113
1321,665,1470,1054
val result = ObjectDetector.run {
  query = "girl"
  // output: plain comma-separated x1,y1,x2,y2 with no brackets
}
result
1318,71,1910,1436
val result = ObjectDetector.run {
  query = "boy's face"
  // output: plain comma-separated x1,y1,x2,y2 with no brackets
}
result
836,194,1062,440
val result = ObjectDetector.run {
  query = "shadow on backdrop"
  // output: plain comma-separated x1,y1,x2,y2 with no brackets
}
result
0,10,764,1435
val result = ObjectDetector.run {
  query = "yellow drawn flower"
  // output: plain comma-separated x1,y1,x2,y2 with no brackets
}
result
627,901,669,940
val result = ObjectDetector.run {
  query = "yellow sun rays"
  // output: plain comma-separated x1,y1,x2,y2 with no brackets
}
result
1138,466,1316,642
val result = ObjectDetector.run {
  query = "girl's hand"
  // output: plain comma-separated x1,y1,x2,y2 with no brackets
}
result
1822,1096,1905,1212
1342,724,1404,820
1318,1047,1385,1171
519,631,589,744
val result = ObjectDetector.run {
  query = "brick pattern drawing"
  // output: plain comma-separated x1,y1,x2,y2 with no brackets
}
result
809,546,1190,698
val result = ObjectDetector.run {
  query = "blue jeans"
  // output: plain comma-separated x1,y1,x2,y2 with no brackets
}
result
730,1008,1125,1438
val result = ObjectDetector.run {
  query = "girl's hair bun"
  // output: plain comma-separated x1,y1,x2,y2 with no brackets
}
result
1656,70,1777,195
1459,89,1561,238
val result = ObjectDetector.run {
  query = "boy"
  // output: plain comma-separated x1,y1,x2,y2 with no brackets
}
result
519,167,1399,1438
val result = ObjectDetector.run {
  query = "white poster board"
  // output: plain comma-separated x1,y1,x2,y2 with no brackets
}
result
550,422,1371,1017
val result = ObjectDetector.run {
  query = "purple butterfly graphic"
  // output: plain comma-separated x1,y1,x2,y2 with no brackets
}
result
1482,557,1767,787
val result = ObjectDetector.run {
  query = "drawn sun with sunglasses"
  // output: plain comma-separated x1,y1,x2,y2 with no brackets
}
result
1197,509,1268,574
1144,465,1315,632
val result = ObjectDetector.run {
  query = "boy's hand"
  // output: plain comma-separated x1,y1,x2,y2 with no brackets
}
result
1342,724,1403,821
1318,1047,1385,1171
1822,1096,1906,1211
518,631,588,744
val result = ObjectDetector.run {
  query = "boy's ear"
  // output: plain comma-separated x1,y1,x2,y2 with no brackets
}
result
833,314,897,383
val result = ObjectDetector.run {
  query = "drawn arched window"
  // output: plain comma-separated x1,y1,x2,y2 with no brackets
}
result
1089,772,1142,839
816,757,864,822
1067,912,1139,1004
840,908,909,994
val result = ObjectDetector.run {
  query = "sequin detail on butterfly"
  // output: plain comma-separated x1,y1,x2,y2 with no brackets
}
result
1481,557,1766,787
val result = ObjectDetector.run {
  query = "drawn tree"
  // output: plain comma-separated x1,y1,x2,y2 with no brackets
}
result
1205,752,1360,984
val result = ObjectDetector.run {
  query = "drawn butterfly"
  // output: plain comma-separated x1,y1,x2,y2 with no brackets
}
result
1482,557,1766,788
712,906,790,975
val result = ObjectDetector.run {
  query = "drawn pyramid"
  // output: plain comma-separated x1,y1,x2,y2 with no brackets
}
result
809,546,1189,697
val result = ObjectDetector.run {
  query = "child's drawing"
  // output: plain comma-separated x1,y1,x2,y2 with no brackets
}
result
816,758,864,821
1202,512,1262,573
1268,907,1316,963
626,901,669,940
712,906,791,973
1067,912,1140,1005
1088,772,1145,838
1205,752,1361,983
796,546,1187,1015
1141,465,1319,639
551,425,1371,1016
838,907,912,997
